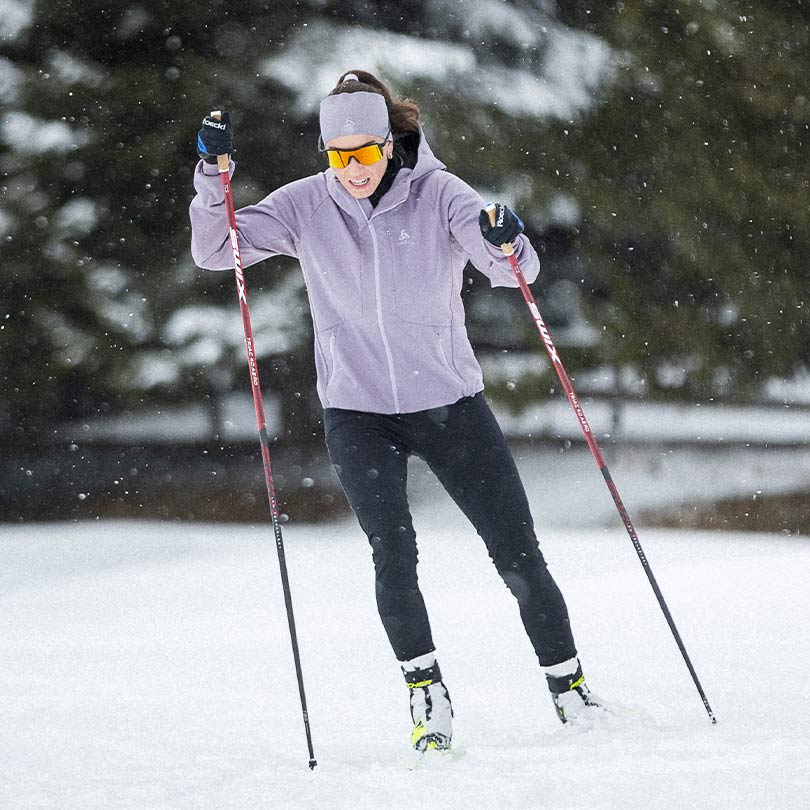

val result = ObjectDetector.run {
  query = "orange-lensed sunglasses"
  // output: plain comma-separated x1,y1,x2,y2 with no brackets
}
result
319,134,391,169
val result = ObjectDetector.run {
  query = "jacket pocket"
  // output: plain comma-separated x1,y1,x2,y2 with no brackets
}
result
324,328,339,400
301,242,364,331
436,328,467,387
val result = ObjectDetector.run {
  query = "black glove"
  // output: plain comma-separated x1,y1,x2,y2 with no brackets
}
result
197,111,233,164
479,203,524,246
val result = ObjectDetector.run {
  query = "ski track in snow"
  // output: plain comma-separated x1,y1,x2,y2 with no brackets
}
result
1,514,809,809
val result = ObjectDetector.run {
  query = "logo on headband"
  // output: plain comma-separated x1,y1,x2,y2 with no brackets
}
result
342,117,356,131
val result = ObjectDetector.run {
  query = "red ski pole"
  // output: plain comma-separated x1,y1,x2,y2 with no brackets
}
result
213,112,318,767
485,204,716,724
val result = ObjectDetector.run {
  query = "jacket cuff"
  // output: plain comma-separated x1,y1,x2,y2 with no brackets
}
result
197,158,235,176
483,235,522,259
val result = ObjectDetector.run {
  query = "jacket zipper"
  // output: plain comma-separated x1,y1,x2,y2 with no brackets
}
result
358,200,401,412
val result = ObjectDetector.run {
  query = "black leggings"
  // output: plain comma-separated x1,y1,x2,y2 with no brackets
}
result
323,393,576,667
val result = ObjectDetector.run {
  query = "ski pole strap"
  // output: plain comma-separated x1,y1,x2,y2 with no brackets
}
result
403,662,443,689
545,663,585,694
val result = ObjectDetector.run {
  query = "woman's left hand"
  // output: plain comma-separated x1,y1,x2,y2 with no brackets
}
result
479,203,524,246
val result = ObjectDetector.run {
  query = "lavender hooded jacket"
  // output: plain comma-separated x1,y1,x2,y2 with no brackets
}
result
189,130,540,414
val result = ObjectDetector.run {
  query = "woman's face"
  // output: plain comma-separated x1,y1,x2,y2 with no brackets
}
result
326,133,393,199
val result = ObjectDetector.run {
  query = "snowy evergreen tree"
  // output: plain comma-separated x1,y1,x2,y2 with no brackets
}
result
2,0,808,441
550,0,810,399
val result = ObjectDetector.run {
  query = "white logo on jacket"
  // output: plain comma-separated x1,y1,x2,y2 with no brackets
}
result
395,229,414,248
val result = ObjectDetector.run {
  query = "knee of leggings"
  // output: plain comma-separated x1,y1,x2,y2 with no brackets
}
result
501,570,532,603
496,550,548,603
369,529,419,589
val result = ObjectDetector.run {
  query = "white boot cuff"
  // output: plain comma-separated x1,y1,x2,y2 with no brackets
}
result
544,656,580,678
401,650,438,672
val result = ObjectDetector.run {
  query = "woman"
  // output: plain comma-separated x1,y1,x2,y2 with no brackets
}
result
190,70,601,752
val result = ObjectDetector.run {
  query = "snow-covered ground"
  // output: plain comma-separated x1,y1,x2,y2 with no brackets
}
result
415,442,810,528
2,485,809,809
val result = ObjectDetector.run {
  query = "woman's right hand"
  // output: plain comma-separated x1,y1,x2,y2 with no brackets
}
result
196,111,233,163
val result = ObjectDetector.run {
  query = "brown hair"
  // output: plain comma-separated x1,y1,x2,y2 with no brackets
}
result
329,70,421,135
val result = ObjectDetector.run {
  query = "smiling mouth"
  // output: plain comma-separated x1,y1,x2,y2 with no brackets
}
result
349,177,370,188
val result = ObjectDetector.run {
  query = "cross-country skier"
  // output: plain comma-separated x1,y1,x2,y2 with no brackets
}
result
190,70,602,752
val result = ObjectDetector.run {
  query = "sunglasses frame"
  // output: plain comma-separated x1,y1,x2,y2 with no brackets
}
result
318,132,392,169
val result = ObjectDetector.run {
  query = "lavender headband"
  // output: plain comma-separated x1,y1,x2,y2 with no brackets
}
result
319,80,390,146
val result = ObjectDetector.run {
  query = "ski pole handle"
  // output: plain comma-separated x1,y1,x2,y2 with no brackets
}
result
210,110,231,174
485,202,515,257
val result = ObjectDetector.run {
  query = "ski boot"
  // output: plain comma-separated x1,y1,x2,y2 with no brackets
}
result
545,657,603,724
402,652,453,751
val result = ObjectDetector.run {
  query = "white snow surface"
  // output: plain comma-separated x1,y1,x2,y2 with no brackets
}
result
1,112,90,154
163,273,309,365
0,0,33,41
262,14,613,121
2,506,809,808
0,56,22,104
494,399,810,445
